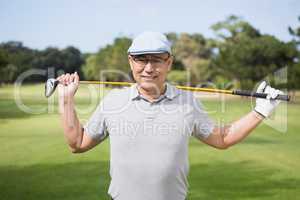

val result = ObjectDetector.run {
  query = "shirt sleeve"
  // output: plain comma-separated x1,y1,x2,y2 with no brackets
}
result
83,95,109,142
191,96,215,139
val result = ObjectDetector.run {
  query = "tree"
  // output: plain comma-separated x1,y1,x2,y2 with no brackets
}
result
211,15,260,40
83,37,132,81
0,41,37,82
289,16,300,45
33,46,84,80
82,54,98,80
168,33,214,85
287,16,300,91
0,42,85,82
167,70,190,85
172,33,212,67
0,49,7,68
0,49,9,84
211,16,298,89
61,46,84,77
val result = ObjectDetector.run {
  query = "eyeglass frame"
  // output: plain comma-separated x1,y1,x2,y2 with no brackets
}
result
129,53,172,66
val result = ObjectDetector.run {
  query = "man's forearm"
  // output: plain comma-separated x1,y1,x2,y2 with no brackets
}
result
223,111,264,147
59,97,83,149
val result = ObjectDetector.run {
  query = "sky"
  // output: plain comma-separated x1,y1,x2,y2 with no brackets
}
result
1,0,299,53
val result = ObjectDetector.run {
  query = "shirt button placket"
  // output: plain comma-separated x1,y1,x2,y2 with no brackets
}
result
147,102,157,120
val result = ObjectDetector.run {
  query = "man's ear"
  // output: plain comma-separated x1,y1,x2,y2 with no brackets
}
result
128,55,134,71
167,56,173,72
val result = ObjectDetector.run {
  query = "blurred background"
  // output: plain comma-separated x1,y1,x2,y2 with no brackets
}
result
0,0,300,199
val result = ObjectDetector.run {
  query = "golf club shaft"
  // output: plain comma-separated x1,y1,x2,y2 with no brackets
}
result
79,80,290,101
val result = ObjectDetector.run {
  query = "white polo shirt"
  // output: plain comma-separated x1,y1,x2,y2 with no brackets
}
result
84,83,215,200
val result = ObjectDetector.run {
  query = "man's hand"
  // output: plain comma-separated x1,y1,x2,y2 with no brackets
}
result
254,81,283,118
57,72,79,100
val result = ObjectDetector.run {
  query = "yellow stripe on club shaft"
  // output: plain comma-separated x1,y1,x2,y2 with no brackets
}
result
175,85,233,94
80,80,133,86
79,81,233,94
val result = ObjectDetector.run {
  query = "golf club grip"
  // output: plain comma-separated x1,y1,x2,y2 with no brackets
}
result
233,90,290,101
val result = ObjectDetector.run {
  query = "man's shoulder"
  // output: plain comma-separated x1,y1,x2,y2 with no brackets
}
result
168,84,204,109
168,83,195,100
100,86,133,106
106,86,131,97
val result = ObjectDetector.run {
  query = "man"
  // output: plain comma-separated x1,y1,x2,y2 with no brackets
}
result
57,31,283,200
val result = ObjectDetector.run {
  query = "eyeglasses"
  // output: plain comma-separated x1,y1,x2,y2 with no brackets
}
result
130,54,170,66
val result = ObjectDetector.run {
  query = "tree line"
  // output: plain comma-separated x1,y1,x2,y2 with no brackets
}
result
1,16,299,90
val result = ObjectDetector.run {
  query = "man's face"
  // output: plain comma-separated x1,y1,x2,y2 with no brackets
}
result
128,53,173,92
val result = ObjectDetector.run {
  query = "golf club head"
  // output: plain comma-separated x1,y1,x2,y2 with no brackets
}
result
45,78,59,98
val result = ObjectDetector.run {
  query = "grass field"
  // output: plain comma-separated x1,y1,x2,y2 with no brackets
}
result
0,84,300,200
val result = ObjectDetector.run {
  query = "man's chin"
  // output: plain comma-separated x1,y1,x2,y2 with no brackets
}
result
138,82,161,92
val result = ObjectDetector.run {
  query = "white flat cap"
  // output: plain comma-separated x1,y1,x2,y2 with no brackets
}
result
128,31,172,55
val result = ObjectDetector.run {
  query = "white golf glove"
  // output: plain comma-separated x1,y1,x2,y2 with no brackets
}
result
254,81,283,118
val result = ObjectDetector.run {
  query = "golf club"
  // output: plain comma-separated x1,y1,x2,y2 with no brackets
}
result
45,78,290,101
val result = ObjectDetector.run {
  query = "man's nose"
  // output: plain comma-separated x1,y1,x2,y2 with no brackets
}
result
144,62,154,73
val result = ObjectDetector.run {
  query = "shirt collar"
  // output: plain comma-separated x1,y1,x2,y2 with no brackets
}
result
130,83,140,100
130,82,179,101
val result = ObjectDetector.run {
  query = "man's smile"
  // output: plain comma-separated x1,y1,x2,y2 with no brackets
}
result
141,75,158,80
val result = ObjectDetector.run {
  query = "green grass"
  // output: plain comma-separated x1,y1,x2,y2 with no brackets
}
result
0,84,300,200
